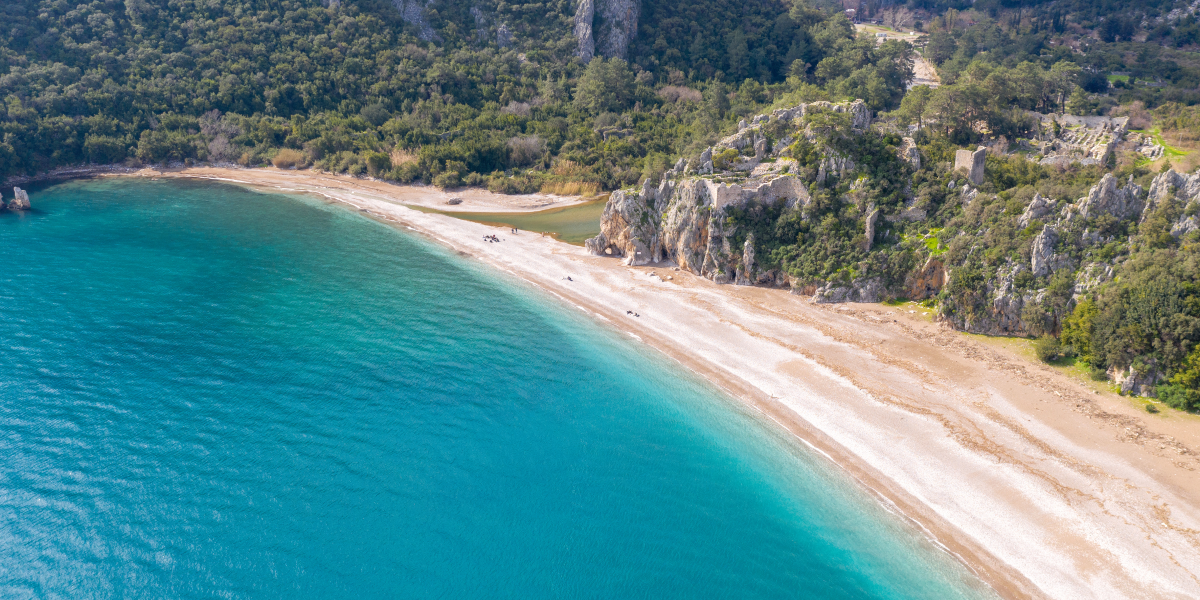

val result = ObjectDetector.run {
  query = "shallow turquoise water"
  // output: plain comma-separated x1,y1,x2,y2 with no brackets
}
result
0,179,994,599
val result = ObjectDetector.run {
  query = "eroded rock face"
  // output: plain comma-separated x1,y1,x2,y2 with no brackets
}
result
1147,169,1200,208
586,172,813,284
586,187,661,265
572,0,595,61
1111,363,1161,397
904,257,946,300
9,187,30,210
585,100,867,293
949,263,1037,336
573,0,637,60
1031,225,1059,277
1072,173,1143,220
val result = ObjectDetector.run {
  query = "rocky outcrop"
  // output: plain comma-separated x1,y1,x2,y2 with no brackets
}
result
594,0,638,59
586,173,812,281
391,0,438,42
1111,363,1162,397
1031,225,1059,277
954,147,986,185
904,257,947,300
573,0,638,60
1018,193,1054,228
8,187,30,210
1074,173,1143,220
573,0,595,61
1074,263,1114,298
588,100,876,294
949,263,1039,336
1147,168,1200,208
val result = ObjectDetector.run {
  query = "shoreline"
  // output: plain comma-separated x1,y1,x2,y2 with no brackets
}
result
85,168,1200,598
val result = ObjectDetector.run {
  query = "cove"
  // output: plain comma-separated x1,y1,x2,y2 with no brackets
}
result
0,178,995,599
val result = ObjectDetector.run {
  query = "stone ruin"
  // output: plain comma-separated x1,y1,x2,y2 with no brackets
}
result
954,147,986,185
1029,113,1128,166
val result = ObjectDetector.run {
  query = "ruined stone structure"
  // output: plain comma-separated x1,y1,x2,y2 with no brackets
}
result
954,147,986,185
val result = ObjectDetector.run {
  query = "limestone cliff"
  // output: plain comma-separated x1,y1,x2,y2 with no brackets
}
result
586,101,869,294
573,0,638,60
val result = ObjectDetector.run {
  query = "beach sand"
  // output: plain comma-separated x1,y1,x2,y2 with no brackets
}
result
130,166,1200,599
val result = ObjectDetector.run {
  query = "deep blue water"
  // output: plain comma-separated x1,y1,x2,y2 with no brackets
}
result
0,179,994,599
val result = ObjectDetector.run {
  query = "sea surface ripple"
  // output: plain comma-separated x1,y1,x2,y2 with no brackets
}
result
0,179,995,599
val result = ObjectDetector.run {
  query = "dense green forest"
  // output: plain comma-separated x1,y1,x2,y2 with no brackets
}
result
4,0,1200,409
0,0,918,192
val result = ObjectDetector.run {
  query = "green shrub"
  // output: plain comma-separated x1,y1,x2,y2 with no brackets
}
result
1033,335,1061,363
713,148,740,170
433,171,462,189
1156,384,1199,411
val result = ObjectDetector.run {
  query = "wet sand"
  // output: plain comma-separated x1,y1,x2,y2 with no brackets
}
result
127,166,1200,599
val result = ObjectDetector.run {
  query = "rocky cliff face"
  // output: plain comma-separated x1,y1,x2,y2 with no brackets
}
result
586,101,868,295
573,0,637,61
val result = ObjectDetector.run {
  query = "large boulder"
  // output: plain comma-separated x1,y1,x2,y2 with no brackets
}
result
8,187,30,210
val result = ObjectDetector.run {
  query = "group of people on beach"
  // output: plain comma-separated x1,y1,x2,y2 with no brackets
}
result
483,235,500,243
626,310,640,318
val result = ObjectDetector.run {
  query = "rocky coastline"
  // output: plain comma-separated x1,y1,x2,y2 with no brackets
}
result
584,99,1200,398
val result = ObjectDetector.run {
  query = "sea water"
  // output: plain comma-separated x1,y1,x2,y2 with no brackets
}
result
0,179,996,599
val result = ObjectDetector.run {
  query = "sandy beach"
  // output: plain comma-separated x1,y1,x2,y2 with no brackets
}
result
124,166,1200,599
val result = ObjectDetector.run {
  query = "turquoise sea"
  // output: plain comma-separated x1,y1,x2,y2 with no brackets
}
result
0,179,995,599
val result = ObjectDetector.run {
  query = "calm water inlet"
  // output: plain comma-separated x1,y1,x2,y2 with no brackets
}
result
0,179,995,599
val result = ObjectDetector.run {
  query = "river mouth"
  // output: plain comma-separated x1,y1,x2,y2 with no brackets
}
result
405,197,606,245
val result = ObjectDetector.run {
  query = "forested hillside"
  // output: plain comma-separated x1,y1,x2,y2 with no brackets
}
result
0,0,918,193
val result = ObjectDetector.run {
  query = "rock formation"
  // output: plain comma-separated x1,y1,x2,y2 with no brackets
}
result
1074,173,1143,220
573,0,595,62
1018,193,1055,228
8,187,30,210
573,0,638,61
588,100,874,293
1030,225,1059,277
391,0,438,42
954,147,986,185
